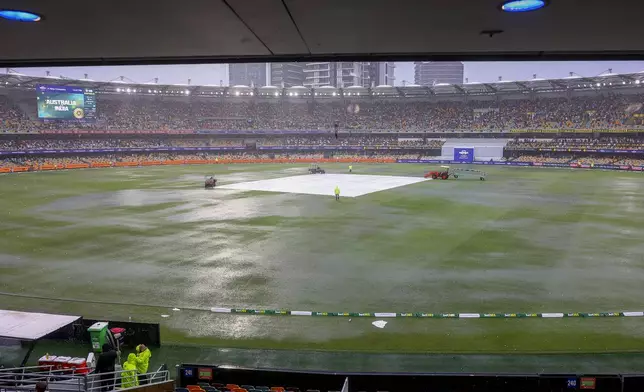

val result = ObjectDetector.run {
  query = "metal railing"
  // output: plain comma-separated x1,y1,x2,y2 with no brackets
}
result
0,365,170,392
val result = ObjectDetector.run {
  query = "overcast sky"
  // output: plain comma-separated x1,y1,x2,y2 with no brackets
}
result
13,61,644,86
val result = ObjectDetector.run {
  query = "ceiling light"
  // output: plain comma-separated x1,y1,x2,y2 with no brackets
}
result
500,0,546,12
0,10,42,22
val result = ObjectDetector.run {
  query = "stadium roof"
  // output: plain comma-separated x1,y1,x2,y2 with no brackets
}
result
2,0,644,66
2,70,644,98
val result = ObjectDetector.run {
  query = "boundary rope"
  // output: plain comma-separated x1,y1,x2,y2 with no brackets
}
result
3,292,642,320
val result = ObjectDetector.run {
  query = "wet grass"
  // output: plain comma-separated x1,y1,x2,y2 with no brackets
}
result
2,164,644,354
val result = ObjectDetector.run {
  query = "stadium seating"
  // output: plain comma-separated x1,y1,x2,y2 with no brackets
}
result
3,89,644,170
2,92,644,132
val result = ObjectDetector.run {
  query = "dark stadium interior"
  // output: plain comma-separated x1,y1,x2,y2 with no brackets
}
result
2,0,644,66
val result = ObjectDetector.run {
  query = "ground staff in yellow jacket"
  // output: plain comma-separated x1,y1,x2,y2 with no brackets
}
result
134,344,152,385
334,186,340,201
121,354,139,389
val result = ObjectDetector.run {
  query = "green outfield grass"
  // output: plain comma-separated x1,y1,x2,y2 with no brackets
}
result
2,163,644,354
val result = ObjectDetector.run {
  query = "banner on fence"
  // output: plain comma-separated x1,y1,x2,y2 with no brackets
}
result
453,148,474,163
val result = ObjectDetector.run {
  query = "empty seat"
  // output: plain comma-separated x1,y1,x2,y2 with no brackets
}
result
203,388,218,392
241,386,254,391
212,384,225,389
271,388,285,392
255,387,269,391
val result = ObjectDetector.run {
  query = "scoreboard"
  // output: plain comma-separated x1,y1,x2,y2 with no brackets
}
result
37,84,96,122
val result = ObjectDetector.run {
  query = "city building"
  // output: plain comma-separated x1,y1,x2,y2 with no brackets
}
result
336,62,366,88
269,63,305,87
366,62,396,86
303,62,393,88
414,62,464,85
303,62,336,88
228,63,267,87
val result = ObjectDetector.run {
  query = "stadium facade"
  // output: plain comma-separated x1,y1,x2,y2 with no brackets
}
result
2,68,644,172
4,68,638,100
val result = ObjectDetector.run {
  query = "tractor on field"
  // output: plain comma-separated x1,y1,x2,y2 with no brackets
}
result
308,163,325,174
424,166,451,180
425,169,450,180
205,176,217,189
424,166,487,181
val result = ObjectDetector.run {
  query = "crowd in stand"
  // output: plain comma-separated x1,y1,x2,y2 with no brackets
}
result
507,137,644,150
2,93,644,132
3,89,644,169
0,137,445,150
256,135,433,147
3,150,644,169
0,149,438,168
0,138,243,151
510,154,644,166
613,158,644,166
512,154,574,164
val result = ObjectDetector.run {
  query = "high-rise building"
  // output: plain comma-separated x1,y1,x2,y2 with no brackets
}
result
366,62,396,87
414,62,464,85
303,62,383,88
335,62,366,88
228,63,267,87
303,62,336,88
269,63,305,87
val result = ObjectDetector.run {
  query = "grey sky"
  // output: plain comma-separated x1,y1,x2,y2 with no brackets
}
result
13,61,644,86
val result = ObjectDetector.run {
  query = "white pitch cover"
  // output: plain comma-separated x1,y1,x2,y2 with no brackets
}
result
0,309,80,340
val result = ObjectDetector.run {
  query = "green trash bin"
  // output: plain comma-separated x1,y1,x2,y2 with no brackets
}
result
88,322,109,352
